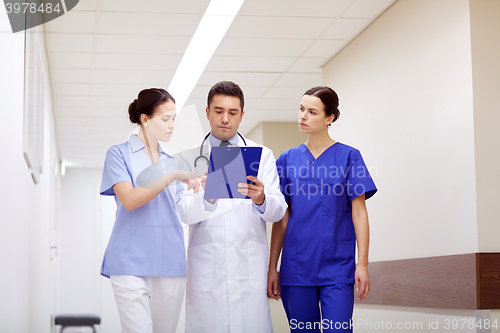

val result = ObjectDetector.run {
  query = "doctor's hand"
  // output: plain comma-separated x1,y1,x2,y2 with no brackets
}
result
267,269,281,300
237,176,265,205
355,264,370,301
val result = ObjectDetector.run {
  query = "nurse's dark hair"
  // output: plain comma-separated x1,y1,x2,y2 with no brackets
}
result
207,81,244,111
128,88,175,124
303,86,340,124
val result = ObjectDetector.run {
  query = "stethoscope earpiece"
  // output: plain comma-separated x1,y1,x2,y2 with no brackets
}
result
194,131,247,171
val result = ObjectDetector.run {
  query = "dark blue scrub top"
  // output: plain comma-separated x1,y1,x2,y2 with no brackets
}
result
276,143,377,286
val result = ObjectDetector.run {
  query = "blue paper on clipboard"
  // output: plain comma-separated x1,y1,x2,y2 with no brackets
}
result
204,146,262,200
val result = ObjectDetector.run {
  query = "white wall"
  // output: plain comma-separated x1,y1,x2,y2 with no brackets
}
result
246,122,264,145
0,12,61,333
58,168,102,313
58,167,122,332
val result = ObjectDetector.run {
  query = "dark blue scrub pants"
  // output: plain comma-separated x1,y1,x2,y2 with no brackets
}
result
281,284,354,332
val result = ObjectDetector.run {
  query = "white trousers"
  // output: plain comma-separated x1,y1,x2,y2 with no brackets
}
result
110,275,186,333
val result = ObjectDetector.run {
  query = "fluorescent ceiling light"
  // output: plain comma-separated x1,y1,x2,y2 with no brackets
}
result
168,0,245,113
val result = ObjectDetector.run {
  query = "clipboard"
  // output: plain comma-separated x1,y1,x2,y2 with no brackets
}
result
204,146,262,200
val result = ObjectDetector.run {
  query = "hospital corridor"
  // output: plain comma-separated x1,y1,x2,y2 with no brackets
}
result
1,0,500,332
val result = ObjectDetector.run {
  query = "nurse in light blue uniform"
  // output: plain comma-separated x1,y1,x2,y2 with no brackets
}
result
100,88,200,333
268,86,377,332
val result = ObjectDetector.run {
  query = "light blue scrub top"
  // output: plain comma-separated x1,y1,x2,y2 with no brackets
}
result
276,143,377,286
99,134,187,278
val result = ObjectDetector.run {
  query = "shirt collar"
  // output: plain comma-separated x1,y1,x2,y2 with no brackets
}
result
128,134,173,157
209,132,239,146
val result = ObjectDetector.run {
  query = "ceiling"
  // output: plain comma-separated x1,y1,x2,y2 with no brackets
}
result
44,0,395,168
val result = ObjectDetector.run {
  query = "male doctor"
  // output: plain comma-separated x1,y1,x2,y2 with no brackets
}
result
177,81,287,333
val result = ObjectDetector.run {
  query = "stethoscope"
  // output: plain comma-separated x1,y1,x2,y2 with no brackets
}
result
194,131,247,170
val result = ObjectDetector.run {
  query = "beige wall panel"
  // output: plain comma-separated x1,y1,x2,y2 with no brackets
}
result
470,0,500,252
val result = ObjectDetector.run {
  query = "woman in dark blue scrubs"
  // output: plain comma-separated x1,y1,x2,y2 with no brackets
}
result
268,86,377,332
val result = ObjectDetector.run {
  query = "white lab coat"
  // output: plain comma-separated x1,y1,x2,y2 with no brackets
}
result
177,135,287,333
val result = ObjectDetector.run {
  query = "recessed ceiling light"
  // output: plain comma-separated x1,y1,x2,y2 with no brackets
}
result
168,0,245,113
